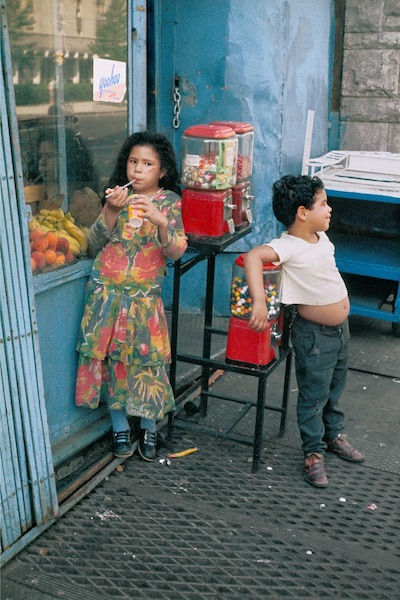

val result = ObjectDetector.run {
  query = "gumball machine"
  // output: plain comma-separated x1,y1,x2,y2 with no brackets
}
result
231,180,253,228
210,121,254,228
180,124,238,237
182,188,236,237
226,253,283,367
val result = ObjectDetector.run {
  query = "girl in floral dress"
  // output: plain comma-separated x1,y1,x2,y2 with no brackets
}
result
75,132,187,461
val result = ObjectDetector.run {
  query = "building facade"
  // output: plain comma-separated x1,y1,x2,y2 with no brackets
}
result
339,0,400,151
1,0,338,563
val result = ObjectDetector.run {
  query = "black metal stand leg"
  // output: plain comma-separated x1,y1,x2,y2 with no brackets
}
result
279,349,293,437
199,254,216,418
166,259,182,446
252,375,267,473
166,412,174,449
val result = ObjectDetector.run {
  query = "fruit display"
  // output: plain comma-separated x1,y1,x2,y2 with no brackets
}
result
28,208,89,273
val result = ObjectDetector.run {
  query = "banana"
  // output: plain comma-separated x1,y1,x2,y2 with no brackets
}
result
28,217,41,231
36,216,54,227
29,209,89,254
48,208,65,219
64,211,75,223
42,216,58,225
35,222,79,254
63,220,88,253
59,234,81,254
36,223,52,233
56,228,70,237
80,227,89,251
67,238,81,255
77,235,88,254
28,212,83,254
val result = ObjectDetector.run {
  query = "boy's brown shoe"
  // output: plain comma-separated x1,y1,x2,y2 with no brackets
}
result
327,434,365,462
304,453,328,487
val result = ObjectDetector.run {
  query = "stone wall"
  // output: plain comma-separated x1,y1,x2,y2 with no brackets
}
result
340,0,400,151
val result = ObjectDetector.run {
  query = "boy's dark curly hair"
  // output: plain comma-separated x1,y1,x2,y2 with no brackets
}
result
105,131,181,203
272,174,325,228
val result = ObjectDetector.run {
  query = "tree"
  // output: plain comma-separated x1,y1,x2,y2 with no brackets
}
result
89,0,127,62
8,0,35,54
7,0,36,77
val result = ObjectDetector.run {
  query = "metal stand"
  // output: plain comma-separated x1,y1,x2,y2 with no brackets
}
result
167,227,293,472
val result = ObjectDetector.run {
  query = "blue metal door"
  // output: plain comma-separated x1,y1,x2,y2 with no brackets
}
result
0,3,59,564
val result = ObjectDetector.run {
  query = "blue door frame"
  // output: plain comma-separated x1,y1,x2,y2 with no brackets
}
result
0,0,147,565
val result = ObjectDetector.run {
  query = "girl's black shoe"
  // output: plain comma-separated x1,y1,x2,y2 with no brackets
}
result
112,430,133,457
138,429,157,462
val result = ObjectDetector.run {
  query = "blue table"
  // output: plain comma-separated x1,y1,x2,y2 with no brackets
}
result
306,151,400,336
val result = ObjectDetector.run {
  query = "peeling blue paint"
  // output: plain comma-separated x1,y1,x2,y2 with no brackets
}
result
158,0,334,314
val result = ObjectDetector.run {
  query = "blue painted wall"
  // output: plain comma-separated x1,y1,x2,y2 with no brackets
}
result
157,0,334,314
34,274,110,464
0,0,334,473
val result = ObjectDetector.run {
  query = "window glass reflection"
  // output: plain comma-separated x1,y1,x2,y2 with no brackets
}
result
9,0,129,271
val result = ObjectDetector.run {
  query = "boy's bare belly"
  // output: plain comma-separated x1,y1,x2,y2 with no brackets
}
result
297,296,350,327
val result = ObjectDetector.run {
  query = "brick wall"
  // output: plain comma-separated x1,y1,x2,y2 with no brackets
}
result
340,0,400,151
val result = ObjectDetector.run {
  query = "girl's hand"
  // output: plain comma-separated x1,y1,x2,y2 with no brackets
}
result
105,186,129,213
104,186,129,231
130,194,168,228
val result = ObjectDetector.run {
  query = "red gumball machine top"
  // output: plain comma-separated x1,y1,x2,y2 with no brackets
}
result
181,124,238,190
210,121,254,182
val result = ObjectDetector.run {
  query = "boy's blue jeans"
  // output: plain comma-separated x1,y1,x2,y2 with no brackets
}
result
290,314,350,457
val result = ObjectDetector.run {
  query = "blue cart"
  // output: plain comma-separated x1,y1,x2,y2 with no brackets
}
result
305,150,400,337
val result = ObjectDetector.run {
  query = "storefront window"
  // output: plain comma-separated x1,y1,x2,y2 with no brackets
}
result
9,0,129,272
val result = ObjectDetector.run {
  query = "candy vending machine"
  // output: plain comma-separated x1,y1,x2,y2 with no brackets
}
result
181,124,238,237
210,121,254,228
226,254,283,366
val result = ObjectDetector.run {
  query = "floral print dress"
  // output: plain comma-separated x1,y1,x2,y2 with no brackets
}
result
75,190,187,420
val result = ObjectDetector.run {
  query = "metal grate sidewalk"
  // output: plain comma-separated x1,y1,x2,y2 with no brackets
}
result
2,311,400,599
2,428,399,600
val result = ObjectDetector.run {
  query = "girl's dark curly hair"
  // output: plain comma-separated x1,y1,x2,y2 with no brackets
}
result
104,131,181,204
272,174,325,228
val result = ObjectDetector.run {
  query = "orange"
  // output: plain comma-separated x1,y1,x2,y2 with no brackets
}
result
56,237,69,254
31,250,46,268
43,249,57,265
45,231,58,250
33,236,49,252
65,250,75,264
55,251,66,265
29,229,44,242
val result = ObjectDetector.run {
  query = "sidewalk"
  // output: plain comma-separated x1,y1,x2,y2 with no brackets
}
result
1,314,400,599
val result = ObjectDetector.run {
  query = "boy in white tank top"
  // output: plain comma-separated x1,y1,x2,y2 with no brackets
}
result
245,175,365,487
